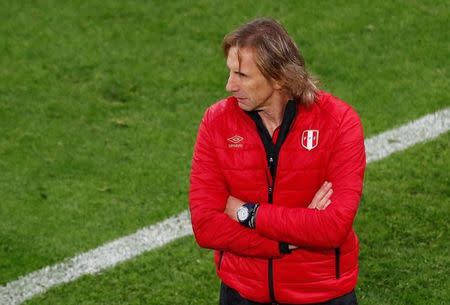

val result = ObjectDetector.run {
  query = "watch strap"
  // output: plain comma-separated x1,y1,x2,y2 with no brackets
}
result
247,203,259,229
239,203,259,228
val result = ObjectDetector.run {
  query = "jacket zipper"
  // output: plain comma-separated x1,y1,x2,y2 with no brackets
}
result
247,100,297,304
267,155,276,302
268,156,275,202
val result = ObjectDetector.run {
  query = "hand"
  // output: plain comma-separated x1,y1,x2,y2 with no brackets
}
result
225,195,244,221
288,182,332,251
308,181,333,210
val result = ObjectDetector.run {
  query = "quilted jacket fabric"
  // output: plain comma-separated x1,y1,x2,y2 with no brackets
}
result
189,91,366,304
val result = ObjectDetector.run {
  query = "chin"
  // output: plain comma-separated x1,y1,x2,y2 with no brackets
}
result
237,101,254,112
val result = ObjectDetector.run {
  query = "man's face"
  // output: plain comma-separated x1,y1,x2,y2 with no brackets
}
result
226,47,279,112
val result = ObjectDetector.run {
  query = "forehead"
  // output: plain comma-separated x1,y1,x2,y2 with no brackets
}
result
226,47,258,72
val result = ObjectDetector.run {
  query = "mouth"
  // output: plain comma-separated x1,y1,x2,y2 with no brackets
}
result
235,97,251,110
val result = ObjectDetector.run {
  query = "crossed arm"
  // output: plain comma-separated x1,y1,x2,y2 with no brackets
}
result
222,109,365,249
225,181,333,220
224,182,334,250
189,106,365,257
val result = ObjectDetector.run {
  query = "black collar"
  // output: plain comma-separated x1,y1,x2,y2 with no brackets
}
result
246,100,297,179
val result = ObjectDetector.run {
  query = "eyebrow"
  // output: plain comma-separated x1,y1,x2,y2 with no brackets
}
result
226,60,246,76
227,66,247,77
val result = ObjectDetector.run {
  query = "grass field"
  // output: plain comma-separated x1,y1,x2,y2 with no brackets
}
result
0,1,449,304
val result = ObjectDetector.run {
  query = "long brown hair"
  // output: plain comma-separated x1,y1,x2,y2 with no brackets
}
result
223,18,319,105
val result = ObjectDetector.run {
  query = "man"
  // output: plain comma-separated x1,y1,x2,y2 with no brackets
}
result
189,18,365,305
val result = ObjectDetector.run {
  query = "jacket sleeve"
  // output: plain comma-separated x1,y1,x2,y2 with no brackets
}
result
189,108,282,258
255,107,366,249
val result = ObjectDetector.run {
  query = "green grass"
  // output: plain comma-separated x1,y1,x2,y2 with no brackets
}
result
25,237,218,305
0,0,449,303
356,133,449,305
24,133,450,305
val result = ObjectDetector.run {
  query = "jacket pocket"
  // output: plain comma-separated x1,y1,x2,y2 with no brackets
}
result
335,248,340,279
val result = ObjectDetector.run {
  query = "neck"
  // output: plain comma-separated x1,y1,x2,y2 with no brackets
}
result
258,95,292,136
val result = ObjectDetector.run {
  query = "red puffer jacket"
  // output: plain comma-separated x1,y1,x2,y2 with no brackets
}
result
189,92,366,304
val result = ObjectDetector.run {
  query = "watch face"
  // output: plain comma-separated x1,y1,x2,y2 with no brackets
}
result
237,206,249,222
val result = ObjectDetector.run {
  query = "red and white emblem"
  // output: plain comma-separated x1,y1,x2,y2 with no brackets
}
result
301,130,319,151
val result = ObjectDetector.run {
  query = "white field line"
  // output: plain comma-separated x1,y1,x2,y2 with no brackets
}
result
365,108,450,162
1,107,449,305
0,213,193,305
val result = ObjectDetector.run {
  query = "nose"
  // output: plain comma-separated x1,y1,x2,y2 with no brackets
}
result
226,73,239,93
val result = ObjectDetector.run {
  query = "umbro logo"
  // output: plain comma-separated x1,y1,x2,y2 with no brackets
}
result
227,135,244,148
228,135,243,144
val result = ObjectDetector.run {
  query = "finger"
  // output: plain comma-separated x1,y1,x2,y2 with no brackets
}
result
317,199,331,210
308,181,333,209
315,189,333,210
315,181,330,196
325,188,333,200
310,182,331,204
318,181,331,194
323,199,332,210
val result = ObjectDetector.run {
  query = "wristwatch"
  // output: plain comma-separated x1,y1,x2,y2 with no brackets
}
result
237,203,259,228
